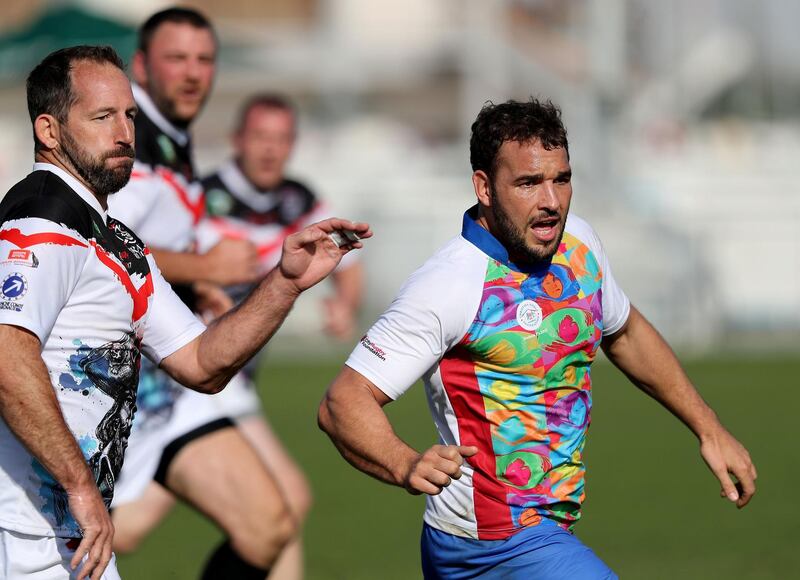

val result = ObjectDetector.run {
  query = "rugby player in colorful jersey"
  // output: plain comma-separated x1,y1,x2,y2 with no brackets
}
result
319,99,756,579
0,45,369,580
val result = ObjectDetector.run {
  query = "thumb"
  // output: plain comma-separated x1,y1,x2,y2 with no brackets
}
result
458,445,479,458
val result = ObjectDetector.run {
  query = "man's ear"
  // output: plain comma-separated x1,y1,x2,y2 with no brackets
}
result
131,50,147,87
472,170,492,208
33,114,61,151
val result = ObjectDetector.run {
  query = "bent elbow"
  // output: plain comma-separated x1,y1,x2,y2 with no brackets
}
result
317,397,334,435
186,374,229,395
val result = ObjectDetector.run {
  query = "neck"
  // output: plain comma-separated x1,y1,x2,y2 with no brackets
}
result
475,204,493,234
35,150,108,210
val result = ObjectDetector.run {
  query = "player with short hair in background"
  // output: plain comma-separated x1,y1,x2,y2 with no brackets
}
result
107,7,360,578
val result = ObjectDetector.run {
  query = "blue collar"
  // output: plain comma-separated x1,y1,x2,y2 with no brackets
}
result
461,205,551,274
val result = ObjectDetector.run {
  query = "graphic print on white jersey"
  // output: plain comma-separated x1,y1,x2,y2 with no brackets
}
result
0,164,205,536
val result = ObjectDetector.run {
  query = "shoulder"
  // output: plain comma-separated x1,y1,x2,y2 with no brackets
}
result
200,171,225,193
563,213,605,258
376,236,489,346
279,179,318,205
0,172,94,239
395,236,489,309
106,217,148,249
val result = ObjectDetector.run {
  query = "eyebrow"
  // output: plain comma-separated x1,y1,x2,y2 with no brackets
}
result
514,173,544,185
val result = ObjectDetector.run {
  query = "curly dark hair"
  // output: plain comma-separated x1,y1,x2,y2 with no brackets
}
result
469,98,569,180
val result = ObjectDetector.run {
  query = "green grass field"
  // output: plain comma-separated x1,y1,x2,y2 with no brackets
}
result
117,355,798,579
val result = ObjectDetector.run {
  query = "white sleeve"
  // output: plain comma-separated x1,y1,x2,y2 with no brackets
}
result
107,163,162,233
599,251,630,335
0,218,88,344
140,255,206,364
567,216,630,335
345,242,483,400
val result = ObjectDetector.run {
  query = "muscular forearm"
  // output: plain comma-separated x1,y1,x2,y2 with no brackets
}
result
0,326,95,493
602,306,721,439
318,367,419,487
165,267,300,392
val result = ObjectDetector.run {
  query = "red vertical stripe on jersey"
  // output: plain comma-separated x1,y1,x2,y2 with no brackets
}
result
89,242,154,322
0,228,88,249
439,348,513,539
155,168,205,225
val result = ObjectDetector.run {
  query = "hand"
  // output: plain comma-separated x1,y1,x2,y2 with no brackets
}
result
204,238,259,286
67,485,114,580
323,297,356,340
402,445,479,495
194,281,235,322
278,219,371,294
699,426,757,509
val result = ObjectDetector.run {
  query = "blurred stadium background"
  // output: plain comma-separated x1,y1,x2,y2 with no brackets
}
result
0,1,797,578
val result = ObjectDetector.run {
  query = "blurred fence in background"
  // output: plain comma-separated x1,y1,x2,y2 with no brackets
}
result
1,0,798,353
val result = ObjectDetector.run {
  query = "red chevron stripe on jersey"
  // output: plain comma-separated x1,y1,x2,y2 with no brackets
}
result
0,228,88,249
156,168,205,225
89,241,154,323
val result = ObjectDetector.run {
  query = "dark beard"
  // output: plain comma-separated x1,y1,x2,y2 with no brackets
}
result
490,185,564,265
60,131,134,195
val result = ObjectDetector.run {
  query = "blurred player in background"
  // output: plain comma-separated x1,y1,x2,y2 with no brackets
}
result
319,98,756,579
195,93,364,578
107,7,305,578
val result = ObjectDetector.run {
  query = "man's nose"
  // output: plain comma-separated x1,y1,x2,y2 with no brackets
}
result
116,116,134,146
538,182,559,210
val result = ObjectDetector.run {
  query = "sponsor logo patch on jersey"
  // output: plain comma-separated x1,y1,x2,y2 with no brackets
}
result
360,334,387,361
516,299,543,331
2,249,39,268
1,273,27,300
0,272,27,310
206,188,234,216
157,134,177,164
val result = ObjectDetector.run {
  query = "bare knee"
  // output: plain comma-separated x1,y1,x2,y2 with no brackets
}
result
228,502,296,569
284,471,313,523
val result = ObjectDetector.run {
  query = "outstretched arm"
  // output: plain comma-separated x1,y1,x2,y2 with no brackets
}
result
318,366,477,495
161,218,371,393
0,326,113,580
601,305,757,508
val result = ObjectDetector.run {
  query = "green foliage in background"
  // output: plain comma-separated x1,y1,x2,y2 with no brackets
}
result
118,356,798,579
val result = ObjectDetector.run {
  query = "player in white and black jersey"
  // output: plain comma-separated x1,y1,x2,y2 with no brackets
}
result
0,45,369,580
106,7,328,578
198,94,364,578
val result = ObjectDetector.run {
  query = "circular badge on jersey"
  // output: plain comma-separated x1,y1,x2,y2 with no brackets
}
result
206,188,234,216
516,299,543,331
1,273,28,300
157,134,177,164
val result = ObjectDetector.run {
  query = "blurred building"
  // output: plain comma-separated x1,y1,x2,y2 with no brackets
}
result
1,0,798,354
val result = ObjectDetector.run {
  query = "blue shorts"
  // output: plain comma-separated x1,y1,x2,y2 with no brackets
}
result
421,519,617,580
